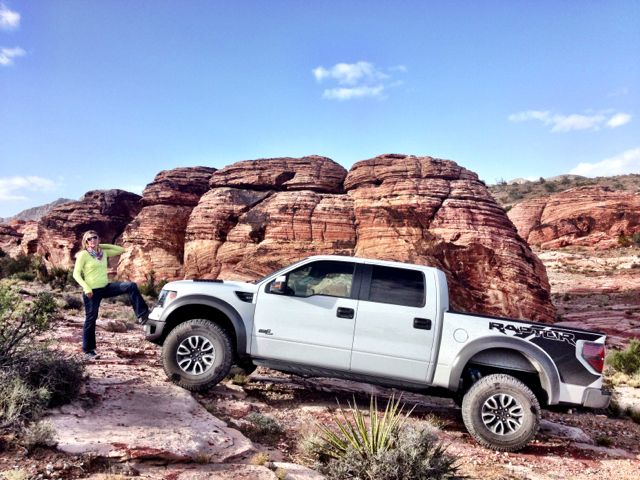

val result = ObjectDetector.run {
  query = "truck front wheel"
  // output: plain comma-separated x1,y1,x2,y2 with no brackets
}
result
162,319,232,391
461,373,540,451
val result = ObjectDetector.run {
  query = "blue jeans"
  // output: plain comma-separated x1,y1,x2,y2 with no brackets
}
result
82,282,149,353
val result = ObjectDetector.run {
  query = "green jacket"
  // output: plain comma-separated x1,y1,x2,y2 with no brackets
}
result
72,244,124,294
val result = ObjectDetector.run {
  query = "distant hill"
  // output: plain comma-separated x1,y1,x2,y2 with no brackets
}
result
489,174,640,209
1,198,74,223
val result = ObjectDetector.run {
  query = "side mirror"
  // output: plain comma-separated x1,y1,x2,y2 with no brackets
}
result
269,275,289,295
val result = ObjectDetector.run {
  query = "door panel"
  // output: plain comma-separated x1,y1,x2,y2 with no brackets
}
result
251,260,358,370
350,265,437,382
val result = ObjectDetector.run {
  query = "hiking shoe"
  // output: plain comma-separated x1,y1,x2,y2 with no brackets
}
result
137,312,150,325
84,351,101,361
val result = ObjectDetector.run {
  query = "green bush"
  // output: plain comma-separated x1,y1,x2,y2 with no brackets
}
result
0,255,34,280
608,340,640,375
618,233,631,247
241,412,284,443
309,396,461,480
0,374,49,431
632,232,640,246
20,350,84,408
0,287,56,364
62,295,83,310
0,285,83,434
139,270,167,299
19,420,57,449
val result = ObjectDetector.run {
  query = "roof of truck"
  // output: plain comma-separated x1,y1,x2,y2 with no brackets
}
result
304,255,440,272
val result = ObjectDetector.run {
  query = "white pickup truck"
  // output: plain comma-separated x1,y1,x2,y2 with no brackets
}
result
144,255,610,451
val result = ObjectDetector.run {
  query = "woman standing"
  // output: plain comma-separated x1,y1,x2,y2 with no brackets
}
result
72,230,149,360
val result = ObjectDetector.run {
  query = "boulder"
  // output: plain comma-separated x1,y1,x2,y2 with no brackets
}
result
508,186,640,249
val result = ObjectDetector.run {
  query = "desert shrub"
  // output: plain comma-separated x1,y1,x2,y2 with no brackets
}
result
0,288,57,365
0,285,83,433
62,295,83,310
0,255,34,280
19,420,57,449
0,469,29,480
249,452,270,466
632,232,640,246
19,350,84,407
543,182,557,192
618,233,631,247
595,435,613,447
241,412,284,443
44,267,72,290
308,396,461,480
0,374,49,431
607,340,640,375
139,271,167,299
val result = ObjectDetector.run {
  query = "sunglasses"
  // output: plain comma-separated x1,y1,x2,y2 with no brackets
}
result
87,236,98,241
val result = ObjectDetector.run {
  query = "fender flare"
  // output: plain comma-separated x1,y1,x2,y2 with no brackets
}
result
161,295,248,356
449,337,561,404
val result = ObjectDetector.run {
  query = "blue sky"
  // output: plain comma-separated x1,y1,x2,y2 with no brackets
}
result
1,0,639,218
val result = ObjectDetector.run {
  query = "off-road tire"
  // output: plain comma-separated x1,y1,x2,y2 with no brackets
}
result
162,319,233,392
462,373,541,451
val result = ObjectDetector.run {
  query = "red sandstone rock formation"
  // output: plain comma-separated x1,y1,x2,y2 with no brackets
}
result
37,190,142,269
209,155,347,193
183,154,554,322
508,186,640,249
0,223,22,258
184,157,354,280
345,154,553,322
117,167,216,282
0,221,43,258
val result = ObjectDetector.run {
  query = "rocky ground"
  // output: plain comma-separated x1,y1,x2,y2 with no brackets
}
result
539,246,640,349
1,255,639,479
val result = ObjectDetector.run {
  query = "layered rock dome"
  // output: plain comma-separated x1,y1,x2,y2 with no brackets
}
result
508,186,640,249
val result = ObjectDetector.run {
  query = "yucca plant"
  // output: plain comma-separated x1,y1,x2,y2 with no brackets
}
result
309,395,462,480
315,395,412,460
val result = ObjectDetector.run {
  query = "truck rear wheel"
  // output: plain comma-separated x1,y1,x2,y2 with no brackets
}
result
461,373,540,451
162,319,232,391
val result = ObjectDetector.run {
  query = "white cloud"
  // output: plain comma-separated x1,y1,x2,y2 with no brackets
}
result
0,3,19,30
607,112,632,128
508,110,551,123
323,85,385,101
0,46,26,66
312,61,388,86
551,113,605,132
570,147,640,177
0,176,57,201
508,109,632,132
312,61,405,101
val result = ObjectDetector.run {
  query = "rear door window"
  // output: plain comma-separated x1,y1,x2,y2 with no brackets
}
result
368,265,425,307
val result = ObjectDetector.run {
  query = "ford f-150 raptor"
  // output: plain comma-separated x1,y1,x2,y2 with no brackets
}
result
144,255,610,451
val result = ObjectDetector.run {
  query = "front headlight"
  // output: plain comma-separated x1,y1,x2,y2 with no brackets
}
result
157,289,177,308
